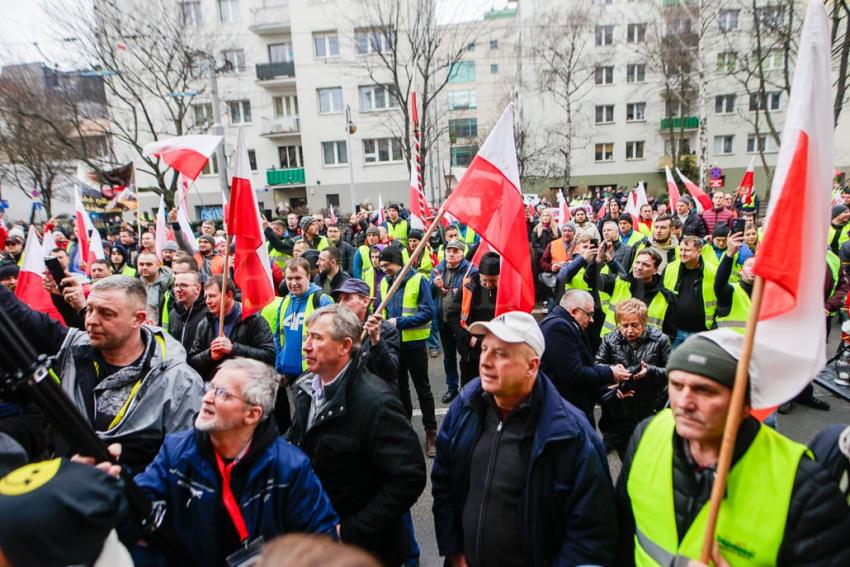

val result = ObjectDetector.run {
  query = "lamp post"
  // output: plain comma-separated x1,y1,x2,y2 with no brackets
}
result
345,105,357,213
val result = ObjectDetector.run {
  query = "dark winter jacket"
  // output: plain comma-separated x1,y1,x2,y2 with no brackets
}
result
313,268,351,296
539,306,614,423
189,306,276,380
617,416,850,566
288,361,427,566
167,294,209,353
809,424,850,502
358,319,401,385
134,419,339,567
446,272,497,362
332,239,356,274
679,209,708,237
432,374,618,567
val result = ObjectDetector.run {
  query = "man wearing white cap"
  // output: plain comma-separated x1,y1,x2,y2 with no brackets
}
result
431,311,617,567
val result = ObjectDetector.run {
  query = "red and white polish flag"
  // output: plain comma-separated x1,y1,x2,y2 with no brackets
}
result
155,193,169,259
177,174,199,253
226,128,275,318
750,0,833,409
408,159,428,231
665,166,681,211
444,103,534,315
73,187,92,266
623,182,649,225
676,169,712,212
16,226,64,322
142,135,223,181
739,157,757,208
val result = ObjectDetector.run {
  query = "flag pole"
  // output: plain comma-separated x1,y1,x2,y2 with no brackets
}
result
364,200,449,341
217,235,232,337
699,275,766,562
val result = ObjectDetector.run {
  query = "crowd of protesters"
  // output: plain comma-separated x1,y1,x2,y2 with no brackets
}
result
0,179,849,567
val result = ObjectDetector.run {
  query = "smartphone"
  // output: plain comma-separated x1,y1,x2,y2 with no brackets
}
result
732,218,746,235
44,257,67,288
590,238,599,248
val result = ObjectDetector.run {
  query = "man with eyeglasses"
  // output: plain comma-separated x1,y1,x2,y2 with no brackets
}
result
167,271,208,352
539,289,631,426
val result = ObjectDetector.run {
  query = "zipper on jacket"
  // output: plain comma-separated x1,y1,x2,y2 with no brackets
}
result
474,419,503,565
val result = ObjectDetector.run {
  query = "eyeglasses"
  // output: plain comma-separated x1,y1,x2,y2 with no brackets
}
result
573,307,595,320
204,382,248,403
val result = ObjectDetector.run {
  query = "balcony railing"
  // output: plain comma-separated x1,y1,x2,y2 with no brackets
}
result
261,116,300,136
256,61,295,81
248,5,290,34
660,115,699,130
267,167,305,186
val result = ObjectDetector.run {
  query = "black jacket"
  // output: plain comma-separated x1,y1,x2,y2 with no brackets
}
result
313,268,351,296
333,240,356,274
264,226,295,256
539,306,614,423
680,210,707,238
617,416,850,566
188,308,275,380
358,320,400,385
446,272,496,362
168,294,209,353
288,362,427,566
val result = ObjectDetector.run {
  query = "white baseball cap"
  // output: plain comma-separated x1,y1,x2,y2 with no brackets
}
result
469,311,545,357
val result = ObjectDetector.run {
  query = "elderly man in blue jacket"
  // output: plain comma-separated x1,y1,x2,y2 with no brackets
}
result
431,311,618,567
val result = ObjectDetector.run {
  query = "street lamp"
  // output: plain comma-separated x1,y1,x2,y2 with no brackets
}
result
345,105,357,213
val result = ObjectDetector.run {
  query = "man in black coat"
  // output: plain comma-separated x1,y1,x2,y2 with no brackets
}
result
539,289,631,425
189,275,275,380
314,246,351,296
288,304,426,567
674,195,708,238
167,270,208,352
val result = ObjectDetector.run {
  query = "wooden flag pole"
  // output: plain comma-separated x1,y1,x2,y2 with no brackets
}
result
217,235,233,337
699,275,766,563
363,200,449,341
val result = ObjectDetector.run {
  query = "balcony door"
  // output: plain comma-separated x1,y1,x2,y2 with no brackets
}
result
269,43,293,63
278,145,303,169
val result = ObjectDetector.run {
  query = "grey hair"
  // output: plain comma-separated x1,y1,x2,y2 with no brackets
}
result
306,304,362,350
561,289,594,311
217,357,279,418
91,275,147,309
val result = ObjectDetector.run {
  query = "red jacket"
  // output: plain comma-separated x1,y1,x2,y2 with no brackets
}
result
701,207,735,235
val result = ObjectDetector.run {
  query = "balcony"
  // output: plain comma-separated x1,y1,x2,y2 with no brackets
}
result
266,167,305,186
660,115,699,130
260,116,300,138
248,4,290,35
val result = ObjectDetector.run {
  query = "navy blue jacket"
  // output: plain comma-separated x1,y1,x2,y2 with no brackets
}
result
431,375,618,566
134,419,338,566
379,268,433,350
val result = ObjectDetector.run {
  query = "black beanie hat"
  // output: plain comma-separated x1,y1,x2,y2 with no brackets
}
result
479,252,501,275
832,204,849,220
408,228,425,241
712,222,730,238
618,215,633,226
667,335,739,388
380,246,404,266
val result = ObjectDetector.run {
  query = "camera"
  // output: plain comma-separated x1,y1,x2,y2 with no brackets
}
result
627,364,642,376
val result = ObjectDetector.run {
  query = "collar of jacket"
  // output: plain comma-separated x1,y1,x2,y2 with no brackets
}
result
296,353,362,427
175,293,207,317
195,416,280,474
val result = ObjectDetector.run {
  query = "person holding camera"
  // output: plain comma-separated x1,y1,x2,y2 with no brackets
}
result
595,298,671,460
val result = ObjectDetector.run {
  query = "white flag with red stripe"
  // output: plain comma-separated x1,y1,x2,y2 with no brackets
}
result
676,168,712,211
665,166,681,211
623,182,648,224
444,104,534,314
408,159,429,231
750,0,833,409
226,128,275,318
328,205,338,226
73,187,92,265
41,229,56,257
0,214,7,252
143,135,223,181
740,157,757,208
557,189,571,225
16,226,63,322
155,193,169,258
376,194,385,225
177,174,199,253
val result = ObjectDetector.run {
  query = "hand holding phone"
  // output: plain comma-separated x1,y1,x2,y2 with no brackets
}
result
44,257,67,289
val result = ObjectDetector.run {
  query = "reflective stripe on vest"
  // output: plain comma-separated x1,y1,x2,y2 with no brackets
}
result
381,273,430,342
278,291,320,371
662,260,718,330
602,278,668,336
716,283,751,334
627,409,805,566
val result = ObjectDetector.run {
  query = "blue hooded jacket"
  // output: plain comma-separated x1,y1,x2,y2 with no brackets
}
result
277,283,333,376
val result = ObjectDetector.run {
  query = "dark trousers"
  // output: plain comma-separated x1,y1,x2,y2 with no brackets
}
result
273,374,297,435
398,347,437,430
440,321,460,392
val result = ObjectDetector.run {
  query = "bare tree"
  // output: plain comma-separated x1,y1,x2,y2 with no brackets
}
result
831,0,850,126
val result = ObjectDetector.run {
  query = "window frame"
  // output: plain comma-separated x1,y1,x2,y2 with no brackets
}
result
595,65,614,85
218,0,239,24
627,23,646,43
447,90,477,110
362,137,404,164
317,87,344,114
594,142,615,162
625,102,646,122
358,84,399,112
594,104,615,124
625,140,645,160
714,135,735,155
227,99,252,125
313,31,340,58
321,140,348,166
626,63,646,83
595,25,614,47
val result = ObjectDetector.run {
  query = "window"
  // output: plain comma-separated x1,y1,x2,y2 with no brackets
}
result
273,95,298,118
749,92,781,112
359,84,398,111
490,64,499,74
326,194,340,209
451,146,476,167
363,138,403,163
665,99,688,117
180,1,202,27
449,118,478,139
467,41,476,52
627,23,646,43
747,134,778,153
317,87,343,114
595,25,614,46
625,141,645,160
595,66,614,85
355,28,395,54
595,105,615,124
595,143,614,162
716,51,737,73
665,138,693,155
321,141,348,166
268,43,293,63
218,0,239,23
227,100,251,124
222,49,246,73
448,61,476,83
247,149,257,171
668,18,691,34
192,103,212,128
714,135,734,155
714,94,735,114
718,9,739,31
278,145,303,168
202,153,219,175
594,0,614,4
755,6,784,29
447,90,477,110
762,49,783,71
626,102,645,122
489,39,498,49
626,63,645,83
313,32,340,58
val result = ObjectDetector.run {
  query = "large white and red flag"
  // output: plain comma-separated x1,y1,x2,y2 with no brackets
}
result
557,189,571,225
408,159,430,231
739,157,758,208
226,128,275,318
750,0,833,409
623,182,649,224
73,187,92,266
444,104,534,314
676,168,712,211
664,166,681,211
177,174,199,253
142,135,223,181
376,194,386,225
0,214,7,252
155,193,169,259
16,226,63,322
